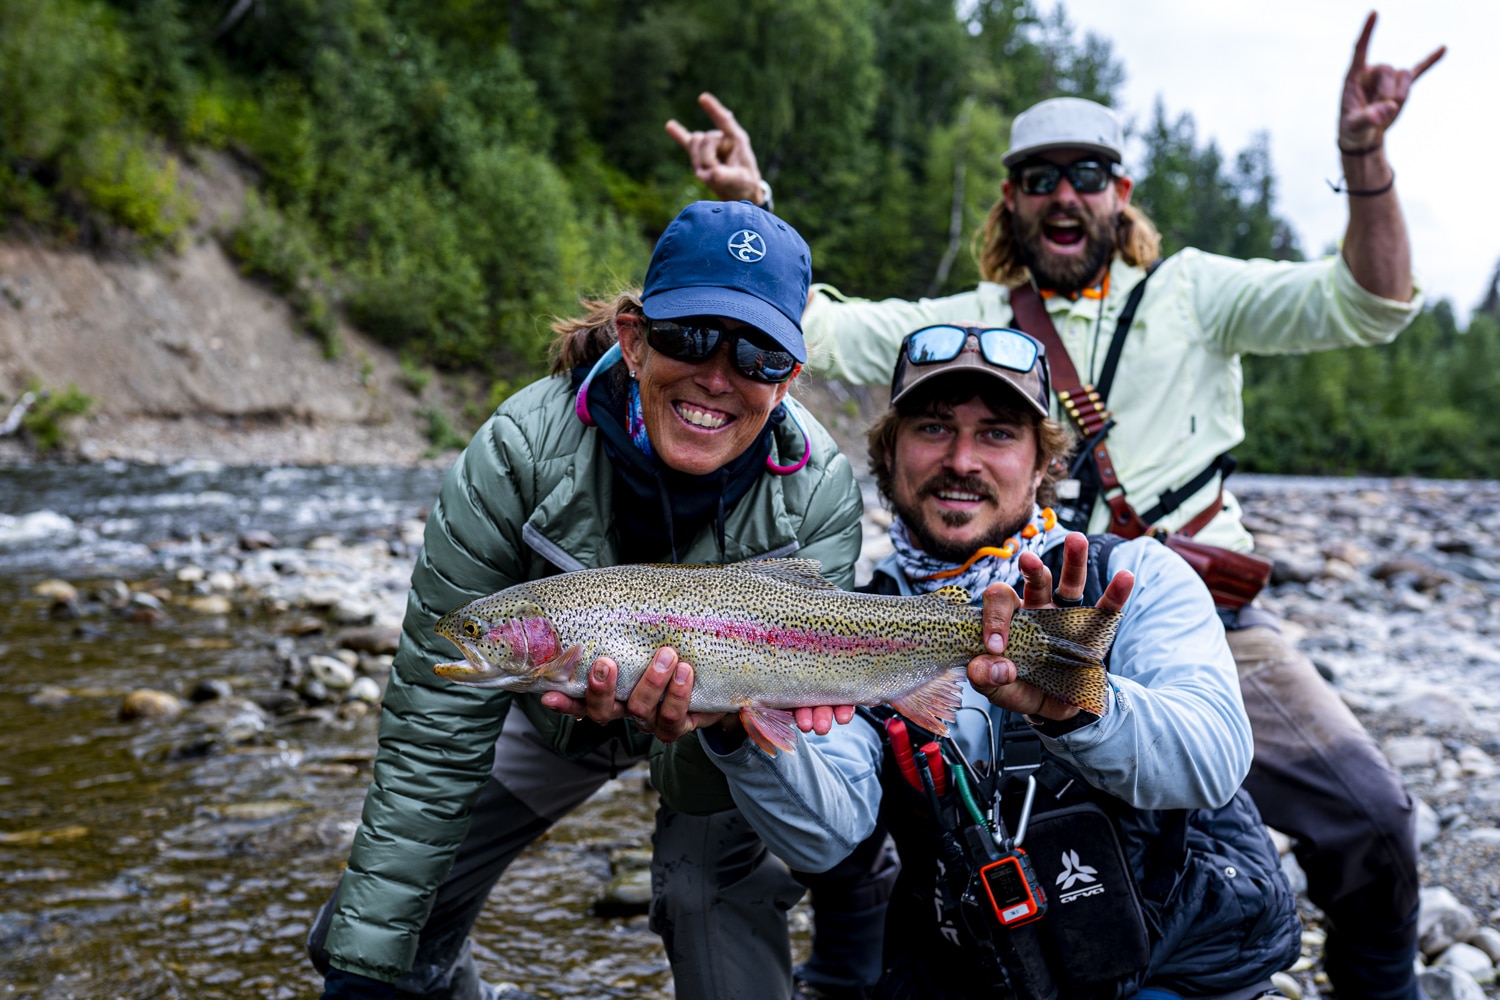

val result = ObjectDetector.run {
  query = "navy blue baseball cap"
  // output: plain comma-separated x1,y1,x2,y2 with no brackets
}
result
641,200,812,363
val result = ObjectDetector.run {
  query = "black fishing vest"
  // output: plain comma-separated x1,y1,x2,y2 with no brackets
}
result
865,536,1298,999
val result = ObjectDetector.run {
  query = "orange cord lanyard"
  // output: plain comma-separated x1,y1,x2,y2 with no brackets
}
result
911,508,1059,583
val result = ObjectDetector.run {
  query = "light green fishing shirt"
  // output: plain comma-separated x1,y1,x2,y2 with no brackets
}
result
803,249,1422,551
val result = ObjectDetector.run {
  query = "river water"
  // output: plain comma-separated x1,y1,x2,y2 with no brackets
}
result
0,461,696,999
9,462,1492,999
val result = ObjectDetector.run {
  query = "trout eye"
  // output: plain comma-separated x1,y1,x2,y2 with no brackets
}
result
462,619,481,639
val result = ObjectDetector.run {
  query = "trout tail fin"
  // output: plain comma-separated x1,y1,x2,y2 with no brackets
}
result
1020,664,1109,717
1017,608,1121,717
1026,608,1121,664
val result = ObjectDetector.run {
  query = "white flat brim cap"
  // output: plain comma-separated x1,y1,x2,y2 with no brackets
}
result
1003,97,1125,167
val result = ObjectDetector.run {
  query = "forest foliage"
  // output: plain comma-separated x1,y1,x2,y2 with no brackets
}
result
1,0,1497,476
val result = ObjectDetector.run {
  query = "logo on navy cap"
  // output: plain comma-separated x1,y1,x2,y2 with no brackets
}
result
727,230,766,263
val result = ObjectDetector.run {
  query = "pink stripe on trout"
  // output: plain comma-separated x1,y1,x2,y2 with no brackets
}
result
433,559,1120,755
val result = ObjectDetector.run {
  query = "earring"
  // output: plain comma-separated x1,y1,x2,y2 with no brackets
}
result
629,370,637,380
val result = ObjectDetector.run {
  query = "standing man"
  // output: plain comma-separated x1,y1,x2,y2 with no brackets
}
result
668,13,1442,998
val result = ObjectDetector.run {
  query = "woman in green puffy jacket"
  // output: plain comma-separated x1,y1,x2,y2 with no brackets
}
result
309,200,865,1000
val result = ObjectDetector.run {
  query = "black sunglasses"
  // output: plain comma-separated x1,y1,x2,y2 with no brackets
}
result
904,325,1043,373
1013,159,1119,196
646,319,799,384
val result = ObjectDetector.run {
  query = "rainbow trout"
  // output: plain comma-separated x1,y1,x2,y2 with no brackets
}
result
434,559,1120,754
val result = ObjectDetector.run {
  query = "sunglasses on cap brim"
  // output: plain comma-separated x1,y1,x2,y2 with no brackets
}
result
1013,159,1120,196
646,319,801,384
902,325,1044,373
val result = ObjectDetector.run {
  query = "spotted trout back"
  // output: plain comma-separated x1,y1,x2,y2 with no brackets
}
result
434,559,1120,753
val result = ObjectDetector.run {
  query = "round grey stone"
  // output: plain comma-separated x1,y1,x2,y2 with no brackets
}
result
1435,942,1497,985
1419,966,1487,1000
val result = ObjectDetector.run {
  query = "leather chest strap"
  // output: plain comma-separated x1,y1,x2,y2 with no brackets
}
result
1009,283,1153,539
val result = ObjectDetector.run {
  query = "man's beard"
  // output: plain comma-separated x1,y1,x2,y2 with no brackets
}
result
893,474,1034,564
1013,202,1116,295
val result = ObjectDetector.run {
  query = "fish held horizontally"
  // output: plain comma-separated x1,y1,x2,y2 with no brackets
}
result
433,559,1120,755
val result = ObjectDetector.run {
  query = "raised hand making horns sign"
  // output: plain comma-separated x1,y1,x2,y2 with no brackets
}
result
665,92,766,206
1339,10,1445,155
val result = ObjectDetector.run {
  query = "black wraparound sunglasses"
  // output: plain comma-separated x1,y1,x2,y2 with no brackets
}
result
646,319,800,384
1013,159,1120,196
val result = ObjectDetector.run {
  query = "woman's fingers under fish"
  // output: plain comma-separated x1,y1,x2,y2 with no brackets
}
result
582,657,624,724
793,705,857,735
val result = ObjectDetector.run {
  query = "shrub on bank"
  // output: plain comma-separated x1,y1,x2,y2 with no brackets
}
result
12,381,96,453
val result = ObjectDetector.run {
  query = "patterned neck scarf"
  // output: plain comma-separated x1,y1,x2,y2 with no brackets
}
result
627,379,653,457
890,505,1067,597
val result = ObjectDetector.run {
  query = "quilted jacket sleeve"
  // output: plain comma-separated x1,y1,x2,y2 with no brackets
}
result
324,385,554,982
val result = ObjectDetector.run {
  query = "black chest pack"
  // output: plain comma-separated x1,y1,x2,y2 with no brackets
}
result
875,537,1187,1000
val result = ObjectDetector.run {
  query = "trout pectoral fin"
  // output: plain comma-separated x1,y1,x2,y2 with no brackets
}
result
740,706,799,756
888,667,966,736
533,644,584,685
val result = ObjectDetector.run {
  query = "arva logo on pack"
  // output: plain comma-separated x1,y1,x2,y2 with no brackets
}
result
1055,848,1104,903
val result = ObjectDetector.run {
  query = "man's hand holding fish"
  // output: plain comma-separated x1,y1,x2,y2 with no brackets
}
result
646,319,1299,997
968,530,1134,720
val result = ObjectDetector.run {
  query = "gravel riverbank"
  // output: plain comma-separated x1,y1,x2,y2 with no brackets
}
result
11,472,1500,997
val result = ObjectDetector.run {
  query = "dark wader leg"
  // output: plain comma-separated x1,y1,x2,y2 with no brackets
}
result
1228,622,1420,1000
650,803,808,1000
308,711,644,1000
790,825,900,998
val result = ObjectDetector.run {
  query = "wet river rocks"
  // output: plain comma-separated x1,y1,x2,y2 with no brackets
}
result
9,475,1500,997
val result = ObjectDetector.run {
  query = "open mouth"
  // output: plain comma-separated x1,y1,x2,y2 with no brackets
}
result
1042,218,1085,249
432,637,527,688
674,401,733,431
433,643,494,681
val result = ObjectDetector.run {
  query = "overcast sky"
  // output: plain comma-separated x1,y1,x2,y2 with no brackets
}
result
1037,1,1488,324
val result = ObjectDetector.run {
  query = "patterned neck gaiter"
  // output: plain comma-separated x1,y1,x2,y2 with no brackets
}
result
889,505,1066,596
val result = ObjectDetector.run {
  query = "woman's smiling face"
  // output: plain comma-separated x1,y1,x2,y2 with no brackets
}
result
616,313,792,476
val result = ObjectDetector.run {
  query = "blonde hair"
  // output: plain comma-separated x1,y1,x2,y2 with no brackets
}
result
547,290,643,376
973,199,1161,288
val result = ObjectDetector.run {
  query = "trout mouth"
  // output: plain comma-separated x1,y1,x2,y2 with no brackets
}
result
433,635,509,685
433,632,548,691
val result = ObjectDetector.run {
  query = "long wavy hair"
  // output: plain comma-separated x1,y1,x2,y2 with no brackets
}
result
866,373,1074,510
547,290,644,377
974,198,1161,287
